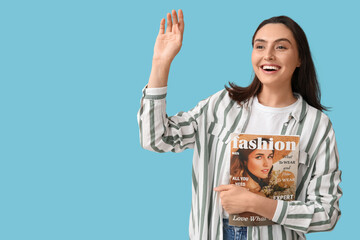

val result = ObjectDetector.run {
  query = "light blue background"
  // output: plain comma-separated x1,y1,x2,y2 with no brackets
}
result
1,0,358,239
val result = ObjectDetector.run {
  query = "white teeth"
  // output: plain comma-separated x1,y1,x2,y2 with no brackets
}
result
262,65,279,70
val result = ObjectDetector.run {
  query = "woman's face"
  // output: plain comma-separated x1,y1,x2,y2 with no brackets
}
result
251,23,301,88
247,149,274,179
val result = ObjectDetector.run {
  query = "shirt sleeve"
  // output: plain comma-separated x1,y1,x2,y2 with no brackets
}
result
137,85,210,153
272,124,342,233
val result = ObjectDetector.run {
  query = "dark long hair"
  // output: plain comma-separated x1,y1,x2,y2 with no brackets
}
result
225,16,328,111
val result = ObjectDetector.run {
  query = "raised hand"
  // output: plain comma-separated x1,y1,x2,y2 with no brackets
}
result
153,9,185,63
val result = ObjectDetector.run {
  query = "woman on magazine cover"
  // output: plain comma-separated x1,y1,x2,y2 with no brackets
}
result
137,9,342,240
230,138,274,195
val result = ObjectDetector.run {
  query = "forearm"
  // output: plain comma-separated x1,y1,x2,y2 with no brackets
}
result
245,173,341,234
148,59,171,88
248,193,277,220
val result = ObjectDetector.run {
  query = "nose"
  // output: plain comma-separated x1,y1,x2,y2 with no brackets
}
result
264,48,275,61
263,158,271,167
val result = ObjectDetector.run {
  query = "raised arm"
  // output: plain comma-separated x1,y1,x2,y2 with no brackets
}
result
138,9,212,153
148,9,185,88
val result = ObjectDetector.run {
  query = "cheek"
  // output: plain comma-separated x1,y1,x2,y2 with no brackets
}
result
285,53,300,69
251,52,259,70
248,159,260,171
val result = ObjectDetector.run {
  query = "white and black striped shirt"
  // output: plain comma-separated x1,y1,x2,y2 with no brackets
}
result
137,86,342,240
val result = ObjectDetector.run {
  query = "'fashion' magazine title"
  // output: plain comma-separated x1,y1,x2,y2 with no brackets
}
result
232,137,297,151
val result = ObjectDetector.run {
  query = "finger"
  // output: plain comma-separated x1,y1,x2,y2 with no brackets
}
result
165,12,172,33
171,9,179,34
214,184,234,192
178,9,184,34
172,9,178,25
158,18,165,35
219,191,226,199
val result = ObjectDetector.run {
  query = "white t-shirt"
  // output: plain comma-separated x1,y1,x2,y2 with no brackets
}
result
245,95,300,135
223,94,300,218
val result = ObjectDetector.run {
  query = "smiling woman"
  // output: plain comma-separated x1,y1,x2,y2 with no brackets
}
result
230,138,275,194
138,10,342,240
252,24,301,91
227,16,325,111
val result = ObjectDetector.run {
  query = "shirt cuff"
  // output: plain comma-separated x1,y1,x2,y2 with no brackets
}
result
271,200,288,225
142,85,167,100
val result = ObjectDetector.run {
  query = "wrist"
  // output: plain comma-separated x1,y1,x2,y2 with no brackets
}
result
148,61,171,88
152,57,172,67
247,192,259,213
247,192,277,220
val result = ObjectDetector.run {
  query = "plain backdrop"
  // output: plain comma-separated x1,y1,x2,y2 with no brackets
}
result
1,0,358,239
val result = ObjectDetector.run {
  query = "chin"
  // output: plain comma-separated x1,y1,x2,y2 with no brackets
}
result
258,173,269,179
257,76,289,88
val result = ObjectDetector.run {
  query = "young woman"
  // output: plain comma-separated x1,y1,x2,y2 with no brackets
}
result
230,138,274,195
138,9,342,240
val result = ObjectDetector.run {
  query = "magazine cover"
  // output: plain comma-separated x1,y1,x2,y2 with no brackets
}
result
228,134,300,227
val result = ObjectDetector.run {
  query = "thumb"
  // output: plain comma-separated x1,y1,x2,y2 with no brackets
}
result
214,184,234,192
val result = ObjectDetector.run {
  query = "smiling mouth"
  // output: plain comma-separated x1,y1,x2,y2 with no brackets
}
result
261,169,269,173
261,65,281,72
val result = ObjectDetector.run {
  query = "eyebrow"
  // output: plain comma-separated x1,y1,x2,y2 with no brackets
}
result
254,38,292,45
255,153,274,156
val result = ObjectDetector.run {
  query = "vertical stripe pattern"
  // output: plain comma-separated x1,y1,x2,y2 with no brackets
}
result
138,87,342,240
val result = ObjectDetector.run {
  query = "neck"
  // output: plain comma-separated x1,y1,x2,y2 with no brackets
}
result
245,174,261,192
257,84,296,108
245,168,267,189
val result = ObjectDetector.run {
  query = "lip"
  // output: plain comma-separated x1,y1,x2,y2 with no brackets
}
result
261,169,269,173
260,64,281,74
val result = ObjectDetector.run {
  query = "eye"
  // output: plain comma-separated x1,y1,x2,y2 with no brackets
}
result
255,45,264,50
276,45,287,50
268,155,274,160
255,156,263,160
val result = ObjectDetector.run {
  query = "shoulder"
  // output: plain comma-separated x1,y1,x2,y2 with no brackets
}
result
192,88,239,124
306,104,332,126
304,102,335,139
201,88,247,126
207,88,229,101
206,88,241,109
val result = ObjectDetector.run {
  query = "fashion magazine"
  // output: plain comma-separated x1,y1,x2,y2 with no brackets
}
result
228,134,300,226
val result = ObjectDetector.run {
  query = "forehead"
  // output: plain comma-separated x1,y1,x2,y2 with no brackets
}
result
250,149,273,156
254,23,295,42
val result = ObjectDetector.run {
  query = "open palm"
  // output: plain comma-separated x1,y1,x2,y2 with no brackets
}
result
153,9,185,62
